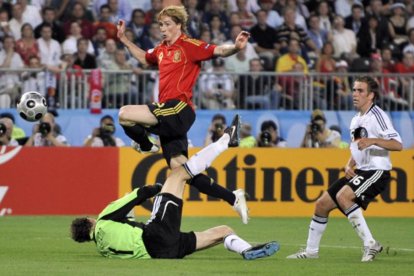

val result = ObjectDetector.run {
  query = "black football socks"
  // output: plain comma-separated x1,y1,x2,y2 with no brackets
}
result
121,124,153,151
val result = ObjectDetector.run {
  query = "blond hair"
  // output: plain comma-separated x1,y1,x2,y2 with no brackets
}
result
157,5,188,33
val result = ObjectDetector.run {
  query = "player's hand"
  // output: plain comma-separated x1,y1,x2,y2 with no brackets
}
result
344,165,356,179
235,31,250,50
357,138,373,150
32,124,40,134
45,131,54,141
117,20,126,41
92,128,100,137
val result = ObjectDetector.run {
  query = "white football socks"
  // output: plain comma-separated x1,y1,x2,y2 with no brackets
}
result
224,234,251,254
306,215,328,254
184,134,230,177
347,207,374,247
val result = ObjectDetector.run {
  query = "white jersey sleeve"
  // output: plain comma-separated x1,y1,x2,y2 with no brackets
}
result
371,106,402,143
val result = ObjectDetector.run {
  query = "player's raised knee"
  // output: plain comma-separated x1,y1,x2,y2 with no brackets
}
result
219,225,234,236
315,195,331,213
118,105,137,126
118,105,131,121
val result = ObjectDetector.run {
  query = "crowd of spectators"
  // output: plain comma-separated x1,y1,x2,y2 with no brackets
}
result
0,0,413,110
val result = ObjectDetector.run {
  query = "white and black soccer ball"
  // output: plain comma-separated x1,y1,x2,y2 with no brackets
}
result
16,91,48,122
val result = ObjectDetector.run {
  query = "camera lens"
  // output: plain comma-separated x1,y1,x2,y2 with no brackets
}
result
0,123,6,136
101,123,115,135
214,123,223,131
260,131,271,146
311,122,322,133
39,122,51,135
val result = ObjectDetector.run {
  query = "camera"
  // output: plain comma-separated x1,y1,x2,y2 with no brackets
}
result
260,131,272,146
39,122,51,136
0,122,6,136
213,90,223,102
99,123,116,146
214,123,224,132
100,123,115,136
310,122,322,134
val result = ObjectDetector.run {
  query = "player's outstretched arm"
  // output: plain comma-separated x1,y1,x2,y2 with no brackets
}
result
214,31,250,57
99,184,162,221
117,20,148,66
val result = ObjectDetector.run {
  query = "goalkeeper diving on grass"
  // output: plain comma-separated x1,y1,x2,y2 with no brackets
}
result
70,115,279,260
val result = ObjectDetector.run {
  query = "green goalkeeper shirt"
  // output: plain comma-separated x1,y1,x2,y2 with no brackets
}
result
91,186,161,259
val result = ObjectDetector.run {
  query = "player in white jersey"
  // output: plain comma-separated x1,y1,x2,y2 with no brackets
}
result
287,76,403,262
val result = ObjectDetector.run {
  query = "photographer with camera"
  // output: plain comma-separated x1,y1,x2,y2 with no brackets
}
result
84,115,125,147
204,114,227,146
257,120,287,148
0,117,19,146
199,58,235,110
0,112,26,143
301,110,341,148
25,112,69,147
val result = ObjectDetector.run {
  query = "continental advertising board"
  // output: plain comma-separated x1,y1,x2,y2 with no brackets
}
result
1,147,412,216
120,148,414,218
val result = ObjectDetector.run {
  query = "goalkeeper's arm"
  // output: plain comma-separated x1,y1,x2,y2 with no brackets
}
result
98,184,163,221
135,183,163,205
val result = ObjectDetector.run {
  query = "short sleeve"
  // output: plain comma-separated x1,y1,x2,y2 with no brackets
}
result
183,38,216,62
375,110,402,143
145,47,159,65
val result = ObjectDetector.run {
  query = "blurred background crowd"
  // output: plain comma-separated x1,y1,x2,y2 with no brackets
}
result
0,0,414,150
0,0,413,111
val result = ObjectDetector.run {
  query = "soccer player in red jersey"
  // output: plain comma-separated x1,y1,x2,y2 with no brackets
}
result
117,5,250,224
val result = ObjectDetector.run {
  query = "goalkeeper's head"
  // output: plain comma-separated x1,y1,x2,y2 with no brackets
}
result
70,217,95,243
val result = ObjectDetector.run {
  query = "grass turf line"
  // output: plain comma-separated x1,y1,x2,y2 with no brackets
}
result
0,217,413,275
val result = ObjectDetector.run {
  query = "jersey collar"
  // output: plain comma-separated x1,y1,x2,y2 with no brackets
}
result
359,103,375,117
162,33,186,47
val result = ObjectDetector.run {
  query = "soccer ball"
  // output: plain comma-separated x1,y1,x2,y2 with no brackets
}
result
16,91,48,122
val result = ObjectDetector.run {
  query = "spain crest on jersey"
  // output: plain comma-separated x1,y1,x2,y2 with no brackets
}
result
173,50,181,63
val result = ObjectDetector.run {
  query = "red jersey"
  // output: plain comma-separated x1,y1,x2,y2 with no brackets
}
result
394,62,414,74
145,34,216,107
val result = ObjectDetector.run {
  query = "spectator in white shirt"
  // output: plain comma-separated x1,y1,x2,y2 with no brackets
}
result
9,3,24,39
18,0,42,28
37,23,61,69
261,0,283,29
62,21,94,55
0,35,24,108
332,15,357,60
335,0,363,19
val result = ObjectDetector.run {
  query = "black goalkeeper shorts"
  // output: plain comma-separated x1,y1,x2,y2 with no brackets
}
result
142,193,196,259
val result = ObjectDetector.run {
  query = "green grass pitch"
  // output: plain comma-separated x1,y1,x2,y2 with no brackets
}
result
1,216,413,275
